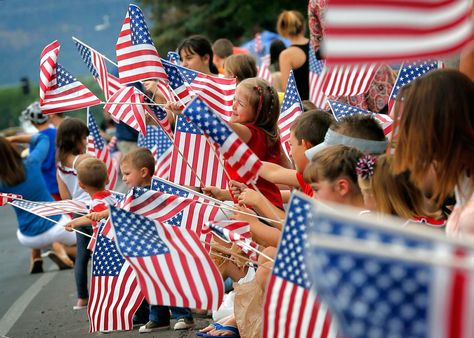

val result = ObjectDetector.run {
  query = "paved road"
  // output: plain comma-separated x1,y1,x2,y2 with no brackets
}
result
0,205,211,338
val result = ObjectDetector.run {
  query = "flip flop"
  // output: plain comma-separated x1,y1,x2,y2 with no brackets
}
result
29,258,43,274
44,251,73,270
201,323,240,338
196,322,216,336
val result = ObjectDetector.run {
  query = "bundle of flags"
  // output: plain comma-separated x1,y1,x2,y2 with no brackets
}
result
306,201,474,338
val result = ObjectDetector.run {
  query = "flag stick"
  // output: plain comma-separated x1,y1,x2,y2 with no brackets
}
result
8,202,95,240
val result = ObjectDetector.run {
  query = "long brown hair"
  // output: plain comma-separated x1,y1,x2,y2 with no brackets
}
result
362,155,435,219
392,69,474,206
0,137,25,185
56,118,89,166
237,78,280,146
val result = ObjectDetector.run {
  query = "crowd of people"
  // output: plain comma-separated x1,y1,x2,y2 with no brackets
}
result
0,2,473,337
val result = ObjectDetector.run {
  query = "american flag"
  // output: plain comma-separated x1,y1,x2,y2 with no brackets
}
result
163,60,236,120
307,202,474,338
88,226,144,333
263,192,337,338
103,86,147,135
388,60,442,113
202,220,258,261
323,63,379,98
39,43,100,114
116,4,167,84
162,60,193,106
39,40,60,104
87,109,118,190
74,39,123,100
257,61,273,85
138,125,173,179
167,51,180,65
87,192,118,252
328,100,393,138
10,199,88,217
309,45,328,109
143,96,172,135
151,177,223,248
109,205,224,310
183,97,262,185
0,193,22,206
169,115,228,189
279,70,303,156
322,0,474,64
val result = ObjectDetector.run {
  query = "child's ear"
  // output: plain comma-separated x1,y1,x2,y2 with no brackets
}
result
301,139,313,150
78,181,86,190
140,167,149,178
202,54,210,65
335,178,350,196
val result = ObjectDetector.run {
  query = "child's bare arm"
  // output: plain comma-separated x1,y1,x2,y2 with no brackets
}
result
64,216,91,232
86,209,109,221
237,188,285,229
259,161,299,187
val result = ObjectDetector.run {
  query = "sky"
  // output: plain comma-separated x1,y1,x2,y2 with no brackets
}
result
0,0,148,86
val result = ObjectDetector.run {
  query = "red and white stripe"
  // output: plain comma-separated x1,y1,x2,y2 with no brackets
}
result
155,80,175,103
40,71,101,115
373,113,393,139
257,63,273,85
0,193,22,206
154,146,172,179
30,200,89,217
103,86,147,135
263,277,338,338
116,14,167,84
186,74,236,121
88,261,143,332
170,124,228,189
322,64,379,97
221,133,262,185
39,40,60,104
323,0,474,64
278,104,302,146
114,219,224,310
309,71,327,109
90,49,111,100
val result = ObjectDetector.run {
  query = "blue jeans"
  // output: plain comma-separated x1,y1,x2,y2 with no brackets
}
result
75,226,92,299
149,305,193,324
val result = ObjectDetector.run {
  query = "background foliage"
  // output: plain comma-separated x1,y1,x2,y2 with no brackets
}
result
140,0,308,54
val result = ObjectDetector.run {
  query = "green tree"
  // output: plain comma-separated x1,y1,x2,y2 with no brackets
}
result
140,0,308,54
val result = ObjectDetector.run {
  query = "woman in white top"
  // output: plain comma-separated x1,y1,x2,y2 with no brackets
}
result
56,118,92,309
392,69,474,238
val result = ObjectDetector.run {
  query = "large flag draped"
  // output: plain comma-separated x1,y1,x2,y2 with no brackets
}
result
306,202,474,338
263,192,338,338
87,110,118,190
183,97,262,185
116,4,167,84
74,39,123,100
88,226,144,333
39,41,100,114
138,125,173,179
109,205,224,310
169,116,227,189
322,0,474,64
103,86,147,135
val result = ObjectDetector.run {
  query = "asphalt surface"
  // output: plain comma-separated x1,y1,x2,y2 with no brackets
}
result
0,205,212,338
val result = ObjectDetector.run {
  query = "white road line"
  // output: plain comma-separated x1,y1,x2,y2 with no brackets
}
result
0,271,57,336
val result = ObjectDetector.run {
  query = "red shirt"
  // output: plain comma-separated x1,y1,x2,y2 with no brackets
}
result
226,124,283,209
296,172,314,197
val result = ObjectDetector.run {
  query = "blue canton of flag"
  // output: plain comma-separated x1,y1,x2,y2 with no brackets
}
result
55,64,76,87
175,115,202,135
75,41,99,78
167,51,180,65
281,71,303,113
138,125,160,149
306,204,474,338
328,100,372,121
129,5,155,46
389,60,441,107
92,229,126,276
162,60,193,104
263,191,337,338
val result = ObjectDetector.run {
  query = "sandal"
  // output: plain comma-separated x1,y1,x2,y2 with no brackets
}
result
196,323,216,336
43,250,74,270
202,323,240,338
29,258,43,274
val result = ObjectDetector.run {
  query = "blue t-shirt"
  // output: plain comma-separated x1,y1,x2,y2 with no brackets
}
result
30,128,59,195
0,134,60,236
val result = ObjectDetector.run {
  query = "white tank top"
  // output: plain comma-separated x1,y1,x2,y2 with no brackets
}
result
57,155,91,204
